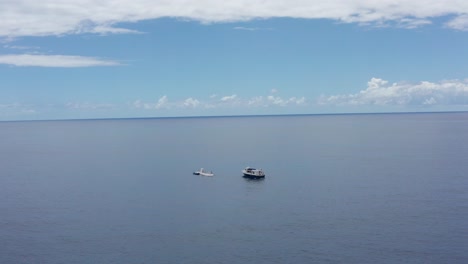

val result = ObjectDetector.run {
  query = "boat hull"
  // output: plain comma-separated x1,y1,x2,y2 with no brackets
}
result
243,173,265,179
194,168,214,176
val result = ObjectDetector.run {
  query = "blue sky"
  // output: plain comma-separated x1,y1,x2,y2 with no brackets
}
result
1,1,468,120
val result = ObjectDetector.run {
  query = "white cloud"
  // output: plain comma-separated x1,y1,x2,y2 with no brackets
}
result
220,94,238,102
319,78,468,106
222,95,306,107
233,26,272,31
219,94,305,107
423,97,437,105
234,27,258,31
267,95,286,106
133,93,307,111
397,18,432,29
134,96,202,110
156,96,169,109
267,95,306,106
90,25,142,35
134,96,170,110
248,96,266,107
183,98,200,108
3,44,40,50
0,54,121,67
133,100,142,108
2,0,468,38
445,14,468,31
292,96,306,105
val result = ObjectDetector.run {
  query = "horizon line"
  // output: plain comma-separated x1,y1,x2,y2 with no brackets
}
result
1,110,468,123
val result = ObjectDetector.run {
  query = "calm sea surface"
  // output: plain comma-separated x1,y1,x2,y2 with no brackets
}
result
1,113,467,263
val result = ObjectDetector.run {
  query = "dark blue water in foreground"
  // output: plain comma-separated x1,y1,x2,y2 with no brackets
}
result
1,113,467,263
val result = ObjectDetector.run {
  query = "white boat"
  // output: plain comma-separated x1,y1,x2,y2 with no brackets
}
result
242,167,265,178
193,168,214,177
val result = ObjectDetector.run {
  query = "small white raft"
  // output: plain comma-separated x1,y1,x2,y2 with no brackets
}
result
193,168,214,177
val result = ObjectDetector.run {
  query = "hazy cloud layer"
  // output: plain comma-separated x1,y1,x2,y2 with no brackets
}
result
0,54,121,67
320,78,468,106
133,93,307,110
233,26,273,31
2,0,468,38
0,103,36,118
66,102,115,110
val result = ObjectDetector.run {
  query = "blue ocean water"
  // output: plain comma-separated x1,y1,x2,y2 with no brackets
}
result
1,113,467,263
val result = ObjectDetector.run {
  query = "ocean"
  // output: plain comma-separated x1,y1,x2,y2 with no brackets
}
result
1,112,467,263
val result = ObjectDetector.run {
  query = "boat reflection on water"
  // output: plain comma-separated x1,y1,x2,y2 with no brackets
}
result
243,176,266,182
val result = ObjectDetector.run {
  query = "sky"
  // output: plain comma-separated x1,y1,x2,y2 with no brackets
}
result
1,0,468,121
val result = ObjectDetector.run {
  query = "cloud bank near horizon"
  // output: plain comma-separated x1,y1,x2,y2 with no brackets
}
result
133,93,307,111
0,103,36,119
2,0,468,38
320,78,468,106
3,77,468,120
